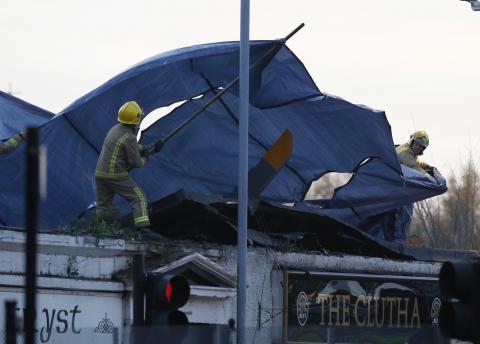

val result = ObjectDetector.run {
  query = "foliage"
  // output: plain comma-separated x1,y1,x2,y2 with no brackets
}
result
412,155,480,250
56,207,141,240
66,256,79,277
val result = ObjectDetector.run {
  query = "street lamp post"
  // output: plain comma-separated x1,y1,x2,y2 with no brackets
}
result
237,0,250,344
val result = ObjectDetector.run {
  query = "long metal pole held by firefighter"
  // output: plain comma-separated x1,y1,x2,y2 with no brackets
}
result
237,0,250,343
148,23,305,155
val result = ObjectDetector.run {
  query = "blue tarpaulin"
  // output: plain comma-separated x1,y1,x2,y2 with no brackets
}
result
0,91,54,140
295,159,447,241
0,40,444,234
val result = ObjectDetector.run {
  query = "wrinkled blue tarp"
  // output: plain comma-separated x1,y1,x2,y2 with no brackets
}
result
0,91,54,140
295,158,447,242
0,40,437,232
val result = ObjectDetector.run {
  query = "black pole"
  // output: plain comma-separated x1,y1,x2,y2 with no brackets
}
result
132,253,145,343
149,23,305,153
25,127,39,344
283,23,304,42
5,300,17,344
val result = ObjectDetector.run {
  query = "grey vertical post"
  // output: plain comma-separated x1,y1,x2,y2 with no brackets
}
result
112,327,119,344
5,300,17,344
237,0,250,343
132,253,145,343
228,318,236,344
25,127,39,344
326,326,335,344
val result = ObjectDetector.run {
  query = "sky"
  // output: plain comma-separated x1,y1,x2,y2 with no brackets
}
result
1,0,479,175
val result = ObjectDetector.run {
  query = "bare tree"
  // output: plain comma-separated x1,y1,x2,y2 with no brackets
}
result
414,197,445,248
412,155,480,249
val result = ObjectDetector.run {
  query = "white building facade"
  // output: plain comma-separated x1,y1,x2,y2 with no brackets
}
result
0,228,445,343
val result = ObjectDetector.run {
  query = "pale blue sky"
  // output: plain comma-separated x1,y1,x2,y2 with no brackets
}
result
1,0,479,174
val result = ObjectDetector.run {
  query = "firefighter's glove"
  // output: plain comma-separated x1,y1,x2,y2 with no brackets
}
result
425,166,438,179
141,149,150,162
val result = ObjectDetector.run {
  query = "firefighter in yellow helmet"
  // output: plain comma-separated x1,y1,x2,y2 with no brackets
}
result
396,130,431,175
392,130,433,243
0,132,24,155
95,101,163,241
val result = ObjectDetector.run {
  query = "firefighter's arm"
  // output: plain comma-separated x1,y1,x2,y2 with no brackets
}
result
400,153,430,176
413,164,430,176
125,136,147,168
138,144,147,155
418,160,431,170
415,158,432,174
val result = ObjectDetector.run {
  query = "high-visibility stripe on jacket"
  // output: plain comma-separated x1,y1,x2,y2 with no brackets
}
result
132,186,149,225
0,134,23,155
95,123,146,178
396,143,429,175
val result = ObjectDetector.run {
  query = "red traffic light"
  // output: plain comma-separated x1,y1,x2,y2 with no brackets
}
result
145,273,191,342
146,274,190,310
166,281,172,303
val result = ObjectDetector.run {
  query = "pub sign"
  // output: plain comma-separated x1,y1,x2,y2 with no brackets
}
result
283,271,446,344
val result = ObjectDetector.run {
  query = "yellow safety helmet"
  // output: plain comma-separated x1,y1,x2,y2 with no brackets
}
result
118,101,143,125
410,130,429,148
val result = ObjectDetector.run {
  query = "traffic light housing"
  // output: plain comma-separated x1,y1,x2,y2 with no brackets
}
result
145,273,191,342
439,258,480,341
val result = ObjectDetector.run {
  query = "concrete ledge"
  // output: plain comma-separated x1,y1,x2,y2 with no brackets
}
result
273,251,441,276
0,273,124,293
0,228,142,257
190,285,236,298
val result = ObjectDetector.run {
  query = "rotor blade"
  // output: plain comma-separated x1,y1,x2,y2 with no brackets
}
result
248,130,293,199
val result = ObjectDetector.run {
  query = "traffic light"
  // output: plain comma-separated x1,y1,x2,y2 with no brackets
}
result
145,273,191,342
438,258,480,341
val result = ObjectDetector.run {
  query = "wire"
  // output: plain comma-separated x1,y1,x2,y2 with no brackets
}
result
250,210,289,343
260,309,287,327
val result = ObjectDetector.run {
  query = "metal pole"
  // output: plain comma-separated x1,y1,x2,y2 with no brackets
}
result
25,127,39,344
237,0,250,343
326,325,335,344
149,23,304,153
132,253,145,343
5,300,17,344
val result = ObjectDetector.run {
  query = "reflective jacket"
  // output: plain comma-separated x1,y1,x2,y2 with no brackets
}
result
95,123,146,178
0,134,23,155
396,143,429,175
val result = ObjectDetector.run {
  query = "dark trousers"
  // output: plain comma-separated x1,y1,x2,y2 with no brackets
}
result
95,175,150,228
